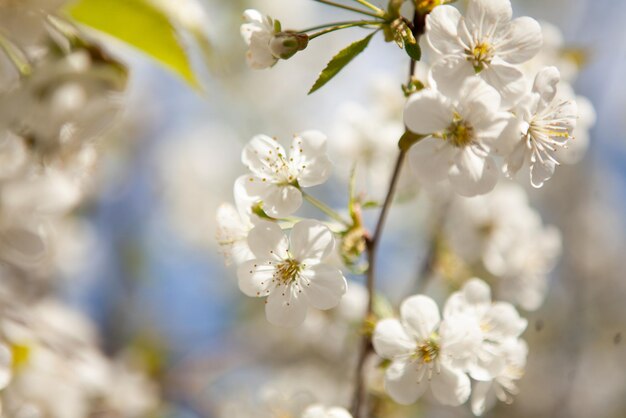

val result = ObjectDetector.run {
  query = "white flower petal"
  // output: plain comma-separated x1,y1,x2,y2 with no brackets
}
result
262,184,303,218
298,155,332,188
426,5,462,55
466,0,512,31
242,134,286,178
247,31,278,69
498,17,542,64
294,130,328,157
400,295,441,340
484,302,528,339
237,259,275,297
529,158,556,188
404,89,453,135
430,363,471,406
265,285,308,327
449,149,498,197
429,56,475,98
503,139,527,178
409,137,456,184
532,66,560,111
462,278,492,306
457,77,502,122
480,59,525,107
373,318,416,359
301,264,346,310
247,220,288,259
384,360,427,405
471,380,495,416
289,220,335,262
0,344,12,390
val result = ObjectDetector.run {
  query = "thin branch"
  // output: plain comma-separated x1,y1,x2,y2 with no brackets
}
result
351,0,385,14
302,191,351,226
308,21,382,40
312,0,384,19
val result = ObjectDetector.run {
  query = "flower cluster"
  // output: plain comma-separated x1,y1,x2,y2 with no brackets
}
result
0,2,158,416
373,279,527,415
405,0,579,195
218,131,347,327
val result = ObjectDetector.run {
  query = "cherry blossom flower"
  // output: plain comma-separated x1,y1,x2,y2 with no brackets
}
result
237,220,346,327
241,9,279,69
372,295,471,406
443,279,527,381
426,0,542,105
471,338,528,416
302,404,353,418
404,77,507,196
216,203,254,265
237,131,332,218
499,66,577,187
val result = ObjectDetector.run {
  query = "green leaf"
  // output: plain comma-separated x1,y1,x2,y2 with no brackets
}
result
308,32,376,94
405,40,421,61
66,0,200,88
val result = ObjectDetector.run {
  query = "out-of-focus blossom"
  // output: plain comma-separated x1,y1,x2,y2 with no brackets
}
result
302,404,353,418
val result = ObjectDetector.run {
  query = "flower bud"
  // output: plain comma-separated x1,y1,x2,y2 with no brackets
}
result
269,32,308,60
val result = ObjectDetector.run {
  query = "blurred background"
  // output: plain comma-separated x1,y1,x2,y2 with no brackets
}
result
40,0,626,417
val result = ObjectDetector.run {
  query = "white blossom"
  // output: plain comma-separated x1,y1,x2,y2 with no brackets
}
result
443,279,527,381
237,131,332,218
404,77,507,196
499,66,577,187
372,295,471,406
241,9,279,69
471,338,528,416
302,404,352,418
237,220,346,327
216,202,254,265
426,0,542,105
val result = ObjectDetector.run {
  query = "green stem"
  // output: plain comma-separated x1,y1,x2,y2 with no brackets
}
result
299,19,383,33
312,0,384,18
308,21,382,40
302,192,351,226
351,0,385,14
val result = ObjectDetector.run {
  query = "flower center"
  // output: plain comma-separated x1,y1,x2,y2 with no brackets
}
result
443,114,474,148
466,42,494,71
274,258,301,285
413,338,440,364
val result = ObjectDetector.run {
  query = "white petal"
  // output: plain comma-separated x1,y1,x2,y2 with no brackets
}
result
237,259,275,297
425,5,462,55
457,77,502,121
503,139,527,178
384,360,427,405
484,302,528,339
265,285,308,327
466,0,512,30
471,380,495,416
247,31,278,69
532,66,560,111
294,130,328,157
430,363,471,406
262,184,303,218
404,89,453,135
463,278,492,306
429,56,475,99
449,149,498,197
326,407,353,418
373,319,416,359
400,295,441,340
298,155,332,188
301,264,346,310
480,58,525,106
289,220,335,262
0,344,12,390
498,17,542,64
530,158,556,188
409,137,456,184
247,220,288,259
241,134,286,178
